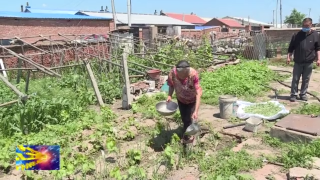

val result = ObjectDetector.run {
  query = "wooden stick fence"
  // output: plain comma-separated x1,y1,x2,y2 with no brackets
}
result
0,32,236,108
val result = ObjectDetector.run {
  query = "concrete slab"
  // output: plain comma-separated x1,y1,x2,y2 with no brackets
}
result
289,167,320,179
270,126,320,143
251,164,287,180
275,114,320,135
312,157,320,169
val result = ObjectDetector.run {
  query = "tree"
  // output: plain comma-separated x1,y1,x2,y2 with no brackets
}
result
284,8,306,25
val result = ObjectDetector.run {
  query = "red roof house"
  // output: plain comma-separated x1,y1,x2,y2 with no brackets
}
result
204,18,244,27
203,18,245,32
162,12,207,25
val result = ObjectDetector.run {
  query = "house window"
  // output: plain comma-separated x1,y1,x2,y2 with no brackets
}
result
221,28,228,32
251,26,261,31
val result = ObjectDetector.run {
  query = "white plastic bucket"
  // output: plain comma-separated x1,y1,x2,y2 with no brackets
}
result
219,95,237,119
244,117,262,133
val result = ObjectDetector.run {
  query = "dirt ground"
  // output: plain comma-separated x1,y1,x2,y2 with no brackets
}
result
3,65,319,180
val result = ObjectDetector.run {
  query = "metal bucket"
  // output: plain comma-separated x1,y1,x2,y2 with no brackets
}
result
185,122,200,136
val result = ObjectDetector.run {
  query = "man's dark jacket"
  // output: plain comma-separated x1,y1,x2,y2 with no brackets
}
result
288,30,320,63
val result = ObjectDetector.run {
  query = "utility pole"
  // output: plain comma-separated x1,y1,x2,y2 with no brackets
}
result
111,0,117,30
309,8,311,17
276,0,278,28
280,0,282,28
127,0,131,27
273,10,275,26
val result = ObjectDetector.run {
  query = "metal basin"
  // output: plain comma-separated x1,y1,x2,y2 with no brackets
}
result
155,101,178,116
185,123,200,136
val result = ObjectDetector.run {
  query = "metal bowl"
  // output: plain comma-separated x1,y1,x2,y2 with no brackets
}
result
155,101,178,116
185,123,200,136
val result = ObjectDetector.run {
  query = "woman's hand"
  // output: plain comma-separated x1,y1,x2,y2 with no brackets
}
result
192,112,198,121
166,96,172,102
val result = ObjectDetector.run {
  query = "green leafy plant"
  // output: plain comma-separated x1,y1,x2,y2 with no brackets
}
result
243,102,282,116
199,149,263,178
126,149,142,166
201,61,277,105
292,103,320,115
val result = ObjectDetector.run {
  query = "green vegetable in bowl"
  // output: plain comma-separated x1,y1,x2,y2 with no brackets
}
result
243,102,282,117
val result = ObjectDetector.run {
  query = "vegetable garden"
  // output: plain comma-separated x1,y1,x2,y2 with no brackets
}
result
1,34,320,180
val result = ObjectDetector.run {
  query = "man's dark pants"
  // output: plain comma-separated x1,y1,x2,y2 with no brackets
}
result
290,62,313,97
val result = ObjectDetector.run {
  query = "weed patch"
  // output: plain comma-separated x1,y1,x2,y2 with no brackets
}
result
198,149,262,179
292,103,320,115
262,136,320,169
201,61,277,105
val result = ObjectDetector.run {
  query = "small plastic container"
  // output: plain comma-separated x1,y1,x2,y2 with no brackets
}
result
244,117,262,133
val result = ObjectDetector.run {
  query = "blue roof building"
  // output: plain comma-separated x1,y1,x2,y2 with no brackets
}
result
194,26,218,30
0,11,112,20
24,8,78,15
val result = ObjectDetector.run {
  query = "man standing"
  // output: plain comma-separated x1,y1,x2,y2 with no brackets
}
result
287,18,320,102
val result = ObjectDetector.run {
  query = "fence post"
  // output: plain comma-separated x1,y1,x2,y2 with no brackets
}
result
16,58,22,84
83,59,105,107
121,49,132,110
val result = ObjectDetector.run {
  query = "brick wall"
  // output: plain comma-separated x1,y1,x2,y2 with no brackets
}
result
228,28,243,33
2,43,110,68
181,27,238,39
0,18,114,43
0,18,114,68
264,28,300,42
181,27,220,38
245,25,251,32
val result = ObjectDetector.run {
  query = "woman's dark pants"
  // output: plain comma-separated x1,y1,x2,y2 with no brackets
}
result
177,100,196,139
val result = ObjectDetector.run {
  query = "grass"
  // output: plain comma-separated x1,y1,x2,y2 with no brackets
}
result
0,90,266,179
200,61,277,105
2,55,320,179
262,135,320,169
291,103,320,115
266,58,319,70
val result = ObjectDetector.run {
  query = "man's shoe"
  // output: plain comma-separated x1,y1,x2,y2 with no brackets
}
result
290,95,297,102
300,95,308,101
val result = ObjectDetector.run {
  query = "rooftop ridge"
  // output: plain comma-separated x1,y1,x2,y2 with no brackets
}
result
26,8,78,11
165,12,198,15
79,10,161,16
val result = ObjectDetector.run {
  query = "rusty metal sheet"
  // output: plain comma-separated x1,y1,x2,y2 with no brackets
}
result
275,114,320,135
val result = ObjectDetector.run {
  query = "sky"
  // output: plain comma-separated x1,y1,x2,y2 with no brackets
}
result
1,0,320,24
